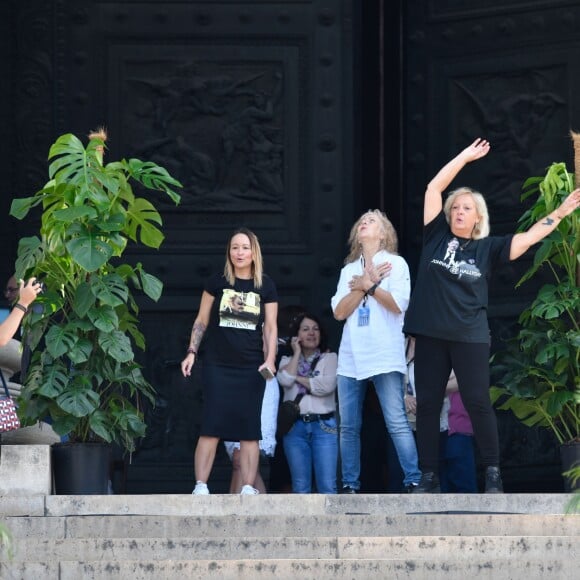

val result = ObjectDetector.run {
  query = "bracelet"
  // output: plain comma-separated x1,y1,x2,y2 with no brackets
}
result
367,282,379,296
13,303,28,315
186,348,197,355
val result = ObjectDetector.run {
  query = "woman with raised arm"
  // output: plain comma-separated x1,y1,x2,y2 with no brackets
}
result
404,138,580,493
0,278,42,346
181,227,278,495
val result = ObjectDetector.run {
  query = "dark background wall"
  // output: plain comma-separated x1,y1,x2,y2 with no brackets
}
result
1,0,575,492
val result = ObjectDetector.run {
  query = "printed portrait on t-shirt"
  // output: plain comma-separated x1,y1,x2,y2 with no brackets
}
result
431,237,482,281
219,289,261,329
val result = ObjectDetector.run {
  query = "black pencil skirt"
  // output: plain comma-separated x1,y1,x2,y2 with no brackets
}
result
200,364,265,441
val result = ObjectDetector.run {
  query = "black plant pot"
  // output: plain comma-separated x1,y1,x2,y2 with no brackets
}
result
560,440,580,492
52,442,110,495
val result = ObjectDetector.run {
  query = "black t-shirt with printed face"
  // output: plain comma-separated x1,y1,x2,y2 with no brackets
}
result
202,273,278,367
403,211,513,343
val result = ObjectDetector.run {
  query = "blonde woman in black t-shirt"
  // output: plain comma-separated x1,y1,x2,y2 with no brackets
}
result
404,138,580,494
181,228,278,495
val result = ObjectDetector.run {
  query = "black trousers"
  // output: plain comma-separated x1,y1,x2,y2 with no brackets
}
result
414,335,499,473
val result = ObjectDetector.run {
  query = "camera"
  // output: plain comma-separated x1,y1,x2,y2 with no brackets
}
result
26,277,46,293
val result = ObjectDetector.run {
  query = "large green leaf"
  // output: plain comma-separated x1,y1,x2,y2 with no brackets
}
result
57,383,100,418
89,410,113,443
65,224,114,272
139,269,163,302
73,282,96,317
125,159,182,204
68,338,93,365
10,195,44,220
99,330,134,363
51,415,80,437
90,273,128,307
88,305,119,333
45,325,78,359
125,197,164,248
14,236,43,277
37,363,69,398
53,206,98,221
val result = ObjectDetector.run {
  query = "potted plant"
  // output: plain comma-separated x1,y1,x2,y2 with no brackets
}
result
9,129,181,493
490,133,580,491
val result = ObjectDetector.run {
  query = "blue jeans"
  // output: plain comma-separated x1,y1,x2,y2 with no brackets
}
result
440,434,477,493
283,415,338,493
337,373,421,489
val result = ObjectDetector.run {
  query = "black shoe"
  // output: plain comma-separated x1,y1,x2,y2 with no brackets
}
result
485,466,503,493
411,472,440,493
404,483,418,493
340,485,358,494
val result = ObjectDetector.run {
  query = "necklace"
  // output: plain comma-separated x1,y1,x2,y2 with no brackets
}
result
459,238,472,251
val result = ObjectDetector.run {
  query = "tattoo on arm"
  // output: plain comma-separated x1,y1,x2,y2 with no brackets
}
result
541,217,554,226
191,322,206,350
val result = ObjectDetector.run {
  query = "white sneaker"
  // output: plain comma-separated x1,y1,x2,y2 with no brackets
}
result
240,484,259,495
192,481,210,495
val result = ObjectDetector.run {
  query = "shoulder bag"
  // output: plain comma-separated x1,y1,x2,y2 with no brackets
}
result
0,368,21,433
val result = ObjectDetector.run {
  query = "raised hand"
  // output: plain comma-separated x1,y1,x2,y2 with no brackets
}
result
555,188,580,219
460,138,491,163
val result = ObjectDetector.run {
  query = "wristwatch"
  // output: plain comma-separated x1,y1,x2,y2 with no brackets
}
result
367,282,379,296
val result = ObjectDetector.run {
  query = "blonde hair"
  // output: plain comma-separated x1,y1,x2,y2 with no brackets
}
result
224,227,264,288
344,209,398,264
443,187,490,239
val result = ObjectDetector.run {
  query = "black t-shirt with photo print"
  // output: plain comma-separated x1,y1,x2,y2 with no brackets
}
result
202,273,278,367
403,211,513,343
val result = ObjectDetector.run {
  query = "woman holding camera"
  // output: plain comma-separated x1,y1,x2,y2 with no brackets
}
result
277,312,338,493
0,277,43,346
181,227,278,495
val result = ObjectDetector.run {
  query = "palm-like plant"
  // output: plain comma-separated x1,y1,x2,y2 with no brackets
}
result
10,130,181,451
491,157,579,447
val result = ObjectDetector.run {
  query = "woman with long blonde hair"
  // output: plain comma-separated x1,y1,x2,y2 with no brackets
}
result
331,210,420,493
181,227,278,495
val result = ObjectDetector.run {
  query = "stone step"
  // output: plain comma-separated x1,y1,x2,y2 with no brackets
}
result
2,557,577,580
2,513,578,539
4,535,578,562
1,492,575,517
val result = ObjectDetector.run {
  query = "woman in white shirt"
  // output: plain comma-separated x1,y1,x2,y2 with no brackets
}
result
331,210,421,493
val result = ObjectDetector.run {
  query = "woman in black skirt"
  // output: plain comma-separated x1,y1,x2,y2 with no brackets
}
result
181,228,278,495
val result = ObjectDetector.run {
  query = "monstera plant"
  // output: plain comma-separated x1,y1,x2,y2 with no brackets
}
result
491,139,579,489
10,130,181,454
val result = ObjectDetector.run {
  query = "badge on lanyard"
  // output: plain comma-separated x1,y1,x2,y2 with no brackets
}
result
358,296,370,327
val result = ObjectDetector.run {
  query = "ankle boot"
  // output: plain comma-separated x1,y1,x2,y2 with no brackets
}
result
485,466,503,493
412,471,440,493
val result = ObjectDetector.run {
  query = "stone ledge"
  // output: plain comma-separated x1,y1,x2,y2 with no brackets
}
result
27,493,580,517
0,445,52,496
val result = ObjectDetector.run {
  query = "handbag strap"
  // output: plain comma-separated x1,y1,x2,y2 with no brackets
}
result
292,354,321,404
0,368,10,398
309,354,321,375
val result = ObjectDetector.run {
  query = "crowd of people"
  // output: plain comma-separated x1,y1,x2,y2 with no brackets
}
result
5,137,576,497
177,138,579,496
